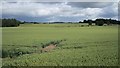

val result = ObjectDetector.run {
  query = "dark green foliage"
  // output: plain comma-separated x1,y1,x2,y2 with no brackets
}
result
79,18,120,26
2,18,20,27
52,22,64,24
95,19,104,26
2,49,9,58
2,49,32,58
83,20,87,23
88,20,92,26
33,22,39,24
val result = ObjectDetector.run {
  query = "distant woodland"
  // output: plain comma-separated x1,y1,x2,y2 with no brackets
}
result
0,18,120,27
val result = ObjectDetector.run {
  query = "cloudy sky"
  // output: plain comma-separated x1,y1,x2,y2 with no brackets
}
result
1,0,118,22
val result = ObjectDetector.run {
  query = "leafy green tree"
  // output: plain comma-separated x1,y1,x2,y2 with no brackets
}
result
88,20,92,26
2,18,20,27
95,19,104,26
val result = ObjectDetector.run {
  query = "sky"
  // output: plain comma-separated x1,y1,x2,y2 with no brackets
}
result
1,0,119,22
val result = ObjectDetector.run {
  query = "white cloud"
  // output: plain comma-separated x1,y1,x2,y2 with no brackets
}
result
98,2,118,20
1,2,118,22
2,0,119,2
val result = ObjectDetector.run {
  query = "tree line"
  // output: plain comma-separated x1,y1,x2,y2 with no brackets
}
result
1,18,21,27
0,18,120,27
79,18,120,26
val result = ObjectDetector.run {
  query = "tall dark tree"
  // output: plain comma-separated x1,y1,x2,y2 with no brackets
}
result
95,19,104,26
2,18,20,27
88,20,92,26
79,18,119,25
83,20,87,23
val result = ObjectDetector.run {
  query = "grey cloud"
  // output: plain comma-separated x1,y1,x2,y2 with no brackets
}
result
99,9,117,18
33,2,61,4
1,2,118,22
98,3,118,19
2,13,51,22
67,2,113,8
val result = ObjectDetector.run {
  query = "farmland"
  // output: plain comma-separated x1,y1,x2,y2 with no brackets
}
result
2,24,118,66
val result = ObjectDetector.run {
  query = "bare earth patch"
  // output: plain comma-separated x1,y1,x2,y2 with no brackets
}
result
41,44,56,52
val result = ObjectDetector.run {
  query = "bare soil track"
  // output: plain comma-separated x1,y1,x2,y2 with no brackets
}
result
41,44,56,52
